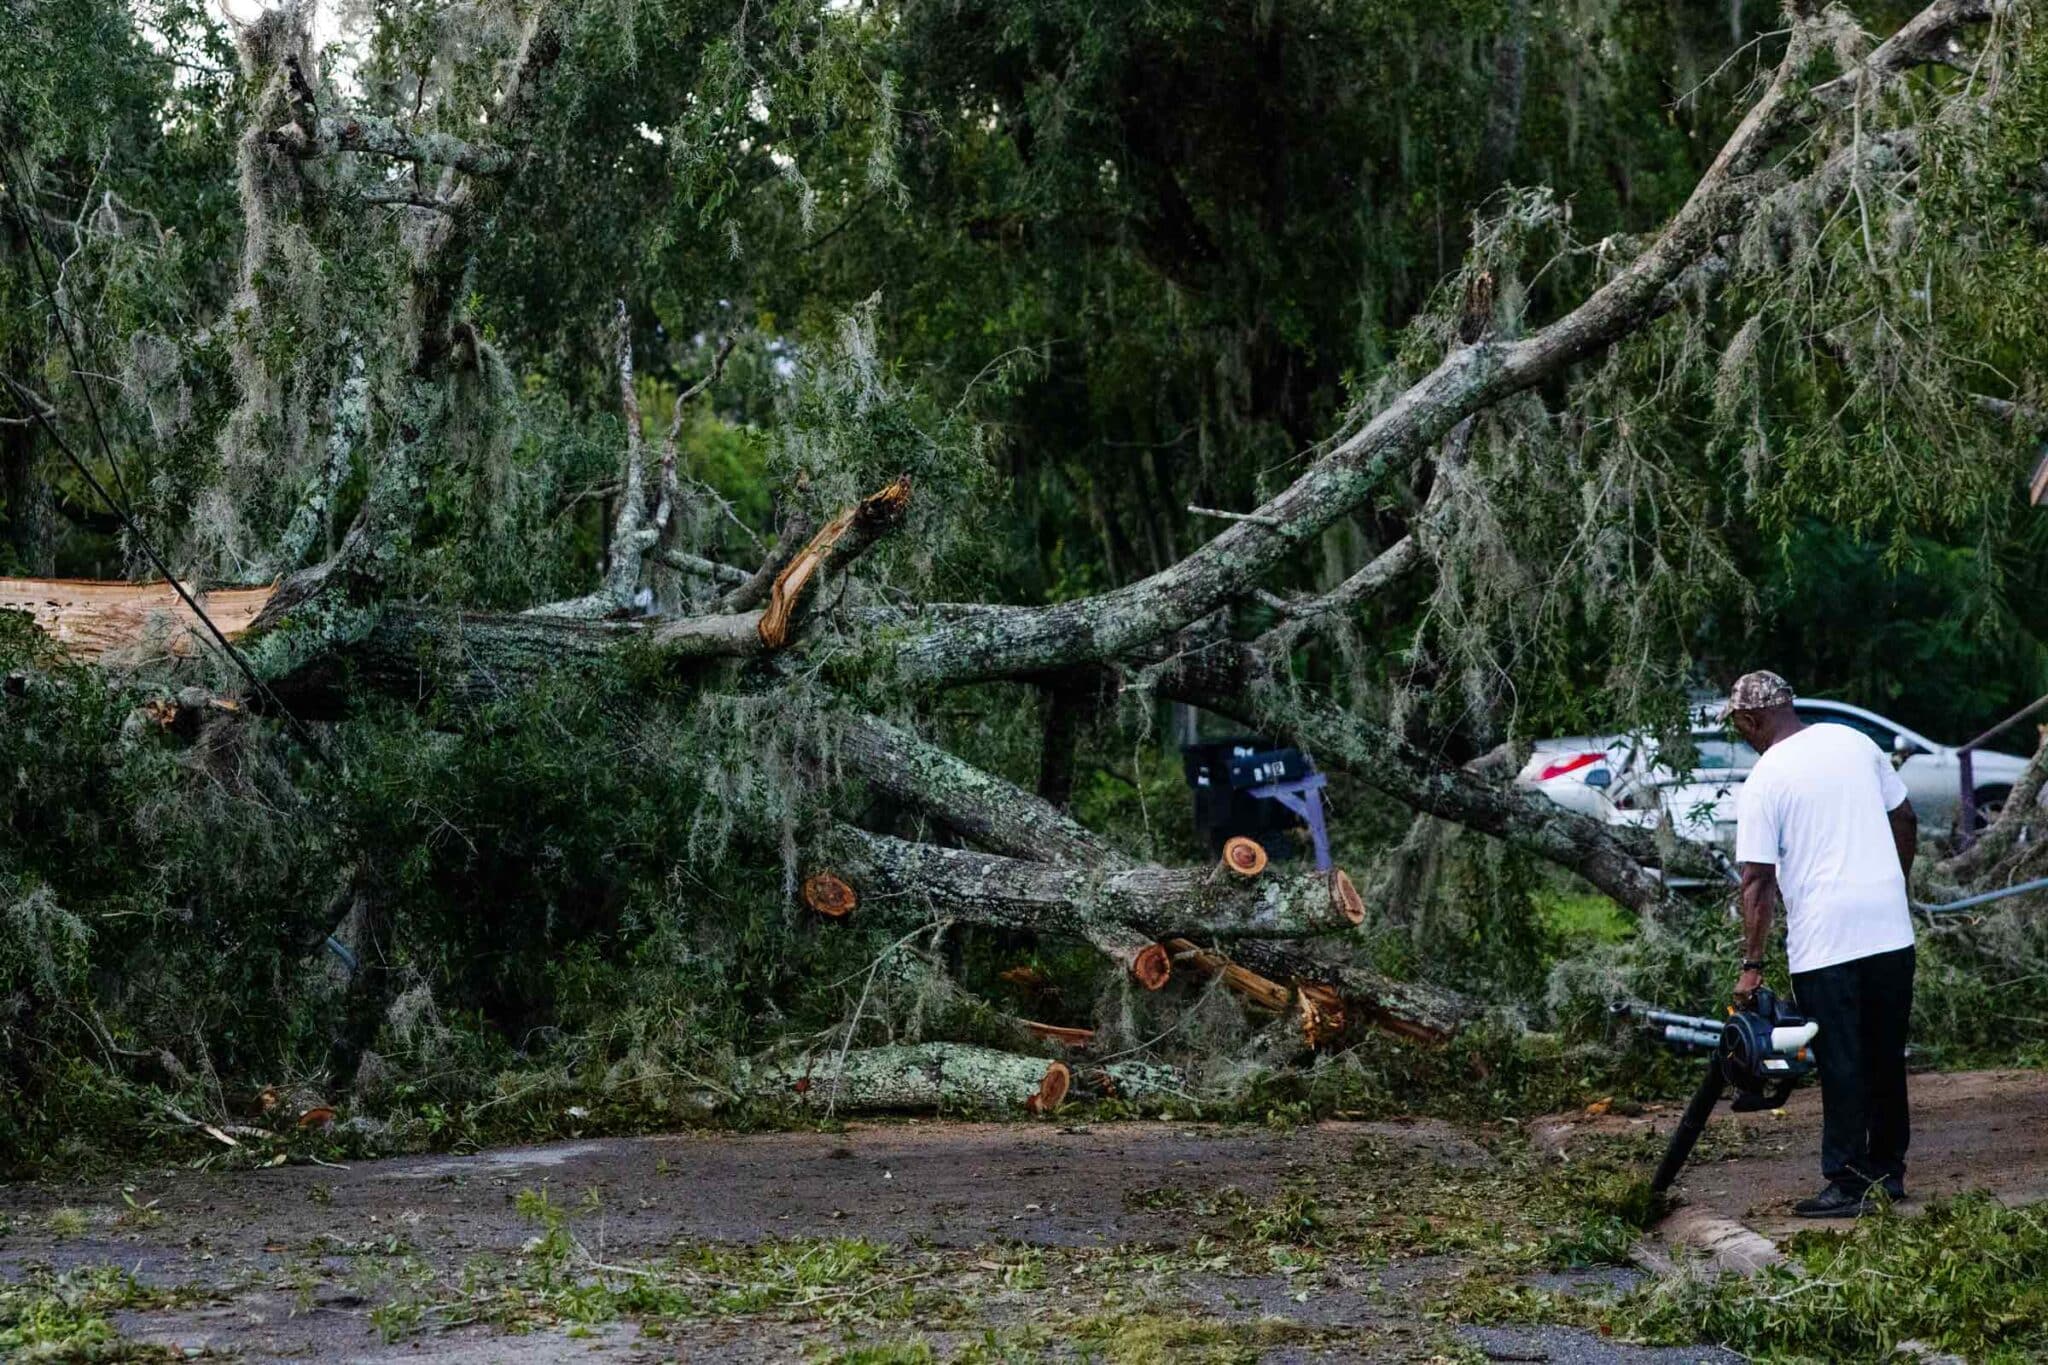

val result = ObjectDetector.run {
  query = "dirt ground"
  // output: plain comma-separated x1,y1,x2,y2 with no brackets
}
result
1534,1067,2048,1240
4,1071,2043,1363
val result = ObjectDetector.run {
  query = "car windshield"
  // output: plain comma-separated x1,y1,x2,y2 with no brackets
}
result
1692,736,1758,770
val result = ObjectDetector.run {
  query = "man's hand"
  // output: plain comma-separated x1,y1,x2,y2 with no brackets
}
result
1733,967,1763,1010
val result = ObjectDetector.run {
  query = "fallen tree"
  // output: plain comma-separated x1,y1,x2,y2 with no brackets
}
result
4,0,2033,1115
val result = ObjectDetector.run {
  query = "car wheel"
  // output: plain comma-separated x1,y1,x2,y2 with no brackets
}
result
1971,786,2012,831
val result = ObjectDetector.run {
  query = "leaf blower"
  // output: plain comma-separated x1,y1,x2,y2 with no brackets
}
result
1611,988,1820,1194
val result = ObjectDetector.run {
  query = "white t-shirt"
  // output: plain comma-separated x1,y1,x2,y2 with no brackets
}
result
1734,723,1915,974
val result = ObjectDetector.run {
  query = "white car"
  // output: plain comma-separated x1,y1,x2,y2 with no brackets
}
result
1514,731,1751,852
1780,698,2031,830
1517,698,2032,843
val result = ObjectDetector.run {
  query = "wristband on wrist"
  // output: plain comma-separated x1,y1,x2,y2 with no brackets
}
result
1740,959,1766,972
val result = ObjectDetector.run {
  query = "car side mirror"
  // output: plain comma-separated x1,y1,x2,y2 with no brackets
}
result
1892,733,1919,766
1585,768,1612,789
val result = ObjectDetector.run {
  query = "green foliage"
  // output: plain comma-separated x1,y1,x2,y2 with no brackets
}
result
0,1265,182,1362
1610,1194,2048,1363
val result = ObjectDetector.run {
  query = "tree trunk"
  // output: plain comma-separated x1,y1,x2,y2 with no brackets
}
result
814,827,1364,941
749,1043,1071,1114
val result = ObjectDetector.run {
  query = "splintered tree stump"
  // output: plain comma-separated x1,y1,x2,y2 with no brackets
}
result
1222,837,1269,877
802,872,858,919
757,476,913,649
1296,983,1348,1048
1330,868,1365,925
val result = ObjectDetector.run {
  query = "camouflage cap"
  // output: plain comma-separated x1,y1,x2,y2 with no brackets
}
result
1727,669,1795,713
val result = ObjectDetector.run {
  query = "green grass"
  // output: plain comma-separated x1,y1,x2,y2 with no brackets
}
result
1442,1192,2048,1364
0,1266,184,1362
1613,1193,2048,1363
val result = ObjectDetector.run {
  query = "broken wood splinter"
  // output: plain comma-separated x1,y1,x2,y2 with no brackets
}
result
757,475,912,649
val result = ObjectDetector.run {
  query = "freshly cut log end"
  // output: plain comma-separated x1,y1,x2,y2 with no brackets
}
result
802,872,859,918
1130,941,1172,991
1297,982,1347,1048
1330,868,1365,925
1222,836,1269,877
1025,1060,1071,1113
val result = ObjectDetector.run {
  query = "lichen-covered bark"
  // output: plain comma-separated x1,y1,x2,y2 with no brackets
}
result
822,827,1363,940
836,714,1125,867
749,1043,1067,1113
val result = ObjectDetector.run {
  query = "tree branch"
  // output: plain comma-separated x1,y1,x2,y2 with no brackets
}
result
274,116,514,176
1148,639,1715,916
879,2,1996,690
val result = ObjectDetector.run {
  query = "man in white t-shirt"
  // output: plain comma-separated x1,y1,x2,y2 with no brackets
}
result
1727,670,1919,1219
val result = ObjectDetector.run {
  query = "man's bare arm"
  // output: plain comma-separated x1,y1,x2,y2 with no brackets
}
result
1888,798,1918,881
1734,861,1779,1007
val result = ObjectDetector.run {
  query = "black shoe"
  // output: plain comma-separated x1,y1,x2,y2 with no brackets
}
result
1794,1182,1872,1218
1871,1175,1906,1203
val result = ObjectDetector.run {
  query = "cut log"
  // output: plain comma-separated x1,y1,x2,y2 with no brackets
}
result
829,716,1466,1037
758,476,912,649
1330,869,1365,925
1,577,277,661
1118,940,1174,991
750,1043,1072,1114
802,872,858,918
1168,936,1460,1047
821,827,1365,942
1234,938,1468,1045
1223,837,1269,877
1028,1060,1071,1113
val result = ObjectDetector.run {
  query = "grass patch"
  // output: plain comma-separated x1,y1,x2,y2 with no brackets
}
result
1439,1193,2048,1363
1288,1130,1660,1270
1612,1193,2048,1363
0,1266,186,1362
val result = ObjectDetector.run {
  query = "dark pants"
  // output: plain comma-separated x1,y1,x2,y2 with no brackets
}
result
1792,945,1915,1191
